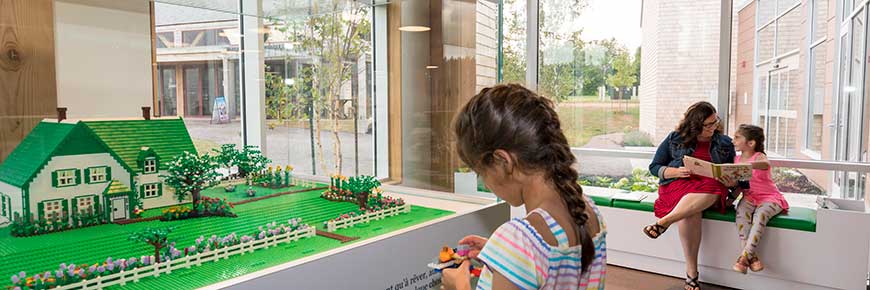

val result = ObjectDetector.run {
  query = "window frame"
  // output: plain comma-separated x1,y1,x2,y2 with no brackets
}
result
42,198,64,219
55,169,78,187
143,158,158,174
87,166,110,184
804,0,830,159
143,183,161,199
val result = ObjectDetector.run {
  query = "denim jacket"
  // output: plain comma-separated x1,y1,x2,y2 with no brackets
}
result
649,131,736,186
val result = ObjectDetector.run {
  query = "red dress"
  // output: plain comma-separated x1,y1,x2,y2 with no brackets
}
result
654,141,729,218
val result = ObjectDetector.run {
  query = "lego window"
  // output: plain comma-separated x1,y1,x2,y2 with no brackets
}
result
143,183,161,198
144,158,158,174
44,200,62,219
56,169,77,187
77,196,93,211
89,167,108,183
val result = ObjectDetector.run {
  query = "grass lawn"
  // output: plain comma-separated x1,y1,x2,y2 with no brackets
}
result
200,183,318,203
0,189,452,289
557,105,640,147
138,184,320,219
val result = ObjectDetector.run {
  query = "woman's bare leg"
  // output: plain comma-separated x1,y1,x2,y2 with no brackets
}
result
658,193,718,228
679,213,704,288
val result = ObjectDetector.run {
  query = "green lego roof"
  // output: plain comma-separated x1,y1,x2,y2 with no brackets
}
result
105,179,132,195
0,122,76,187
82,119,197,172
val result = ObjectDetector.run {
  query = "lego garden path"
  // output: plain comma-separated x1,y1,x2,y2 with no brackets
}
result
0,187,453,290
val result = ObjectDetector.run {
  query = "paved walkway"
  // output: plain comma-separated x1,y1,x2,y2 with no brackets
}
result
184,119,374,176
577,132,638,177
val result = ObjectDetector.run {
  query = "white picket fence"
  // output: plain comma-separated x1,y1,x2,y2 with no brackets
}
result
51,226,315,290
325,203,411,232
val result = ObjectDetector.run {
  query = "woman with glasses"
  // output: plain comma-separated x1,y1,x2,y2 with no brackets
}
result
642,101,736,290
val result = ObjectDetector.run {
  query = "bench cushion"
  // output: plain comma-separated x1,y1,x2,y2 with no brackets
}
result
609,192,817,232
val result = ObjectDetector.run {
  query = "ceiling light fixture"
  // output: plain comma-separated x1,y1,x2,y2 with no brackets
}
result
398,25,431,32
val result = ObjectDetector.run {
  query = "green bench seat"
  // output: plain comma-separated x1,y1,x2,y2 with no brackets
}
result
601,192,817,232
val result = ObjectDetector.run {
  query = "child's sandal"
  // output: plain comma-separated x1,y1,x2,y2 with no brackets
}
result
732,255,749,274
643,222,668,239
749,256,764,272
685,273,701,290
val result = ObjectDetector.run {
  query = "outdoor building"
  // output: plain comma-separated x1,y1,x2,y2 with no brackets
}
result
732,0,869,199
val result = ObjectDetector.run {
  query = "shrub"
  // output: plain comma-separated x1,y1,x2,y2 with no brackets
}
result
196,197,235,217
10,208,106,237
579,168,660,193
161,206,192,221
623,130,654,147
771,168,825,195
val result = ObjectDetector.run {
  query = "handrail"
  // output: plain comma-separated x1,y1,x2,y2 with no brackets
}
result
571,147,870,173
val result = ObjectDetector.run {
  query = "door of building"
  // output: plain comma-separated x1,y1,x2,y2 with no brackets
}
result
111,197,128,221
758,55,800,158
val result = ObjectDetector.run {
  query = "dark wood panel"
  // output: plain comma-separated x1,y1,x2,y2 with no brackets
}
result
0,0,57,163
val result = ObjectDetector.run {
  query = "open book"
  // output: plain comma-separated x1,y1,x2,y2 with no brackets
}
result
683,156,753,180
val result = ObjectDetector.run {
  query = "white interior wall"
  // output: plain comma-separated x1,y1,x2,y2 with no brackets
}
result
54,0,153,119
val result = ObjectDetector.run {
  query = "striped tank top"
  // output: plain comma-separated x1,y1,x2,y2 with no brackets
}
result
476,196,607,290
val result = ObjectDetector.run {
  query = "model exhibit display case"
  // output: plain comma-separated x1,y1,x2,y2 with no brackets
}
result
0,115,506,290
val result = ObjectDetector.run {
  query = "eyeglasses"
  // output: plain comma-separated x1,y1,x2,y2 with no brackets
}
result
703,117,720,129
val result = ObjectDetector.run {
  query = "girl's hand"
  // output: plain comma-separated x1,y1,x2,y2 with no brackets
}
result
666,167,691,179
719,175,737,188
441,260,472,290
458,235,487,259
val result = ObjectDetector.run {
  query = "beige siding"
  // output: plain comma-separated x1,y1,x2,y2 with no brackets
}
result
476,0,498,92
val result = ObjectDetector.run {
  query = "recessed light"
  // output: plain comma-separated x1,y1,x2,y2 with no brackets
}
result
399,26,431,32
426,65,438,69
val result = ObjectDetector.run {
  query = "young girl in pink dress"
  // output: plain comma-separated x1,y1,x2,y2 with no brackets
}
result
731,124,789,274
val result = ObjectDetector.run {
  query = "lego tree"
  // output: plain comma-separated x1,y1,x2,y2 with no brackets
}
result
235,145,271,179
346,175,380,209
212,144,241,177
128,227,174,263
163,152,219,212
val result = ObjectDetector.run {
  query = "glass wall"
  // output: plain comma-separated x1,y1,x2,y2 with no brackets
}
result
257,1,375,177
153,0,380,178
153,2,244,168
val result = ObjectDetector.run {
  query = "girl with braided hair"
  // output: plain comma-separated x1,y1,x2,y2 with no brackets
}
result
441,84,606,290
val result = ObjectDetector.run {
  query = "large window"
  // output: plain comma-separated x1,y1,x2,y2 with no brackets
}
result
806,0,828,155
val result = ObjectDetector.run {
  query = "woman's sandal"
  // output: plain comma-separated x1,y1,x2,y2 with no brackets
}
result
685,273,701,290
643,222,668,239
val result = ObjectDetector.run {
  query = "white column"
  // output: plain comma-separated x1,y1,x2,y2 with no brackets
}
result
525,0,538,90
374,4,389,179
222,57,233,118
240,0,266,153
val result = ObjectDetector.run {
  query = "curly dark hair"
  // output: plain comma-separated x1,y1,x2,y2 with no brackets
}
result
453,83,595,272
676,101,721,147
737,124,766,154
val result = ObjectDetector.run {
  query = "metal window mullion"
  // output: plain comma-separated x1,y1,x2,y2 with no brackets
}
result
526,0,539,90
719,0,733,130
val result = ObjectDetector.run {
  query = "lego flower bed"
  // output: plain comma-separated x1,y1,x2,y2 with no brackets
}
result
7,218,311,290
9,207,108,237
160,197,236,221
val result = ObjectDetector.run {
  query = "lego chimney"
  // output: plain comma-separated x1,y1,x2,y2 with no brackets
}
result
56,107,67,122
142,107,151,120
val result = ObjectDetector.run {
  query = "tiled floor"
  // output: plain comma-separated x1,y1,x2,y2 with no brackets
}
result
605,265,737,290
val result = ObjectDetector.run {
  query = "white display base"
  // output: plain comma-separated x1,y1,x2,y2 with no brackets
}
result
204,184,510,290
601,198,870,290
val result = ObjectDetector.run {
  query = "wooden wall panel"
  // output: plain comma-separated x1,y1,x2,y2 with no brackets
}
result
388,0,403,183
0,0,57,163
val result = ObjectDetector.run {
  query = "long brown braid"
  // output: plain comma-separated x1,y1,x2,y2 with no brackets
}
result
453,84,595,272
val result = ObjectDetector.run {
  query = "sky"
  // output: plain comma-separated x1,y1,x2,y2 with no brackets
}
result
570,0,643,50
